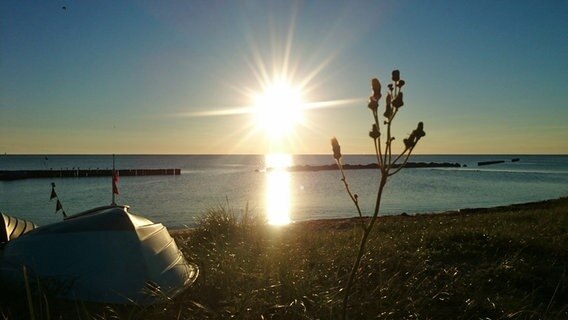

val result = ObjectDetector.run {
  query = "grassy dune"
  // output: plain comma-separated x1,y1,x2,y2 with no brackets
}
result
2,197,567,319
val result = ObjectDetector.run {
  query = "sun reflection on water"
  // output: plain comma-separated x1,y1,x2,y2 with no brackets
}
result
265,153,292,225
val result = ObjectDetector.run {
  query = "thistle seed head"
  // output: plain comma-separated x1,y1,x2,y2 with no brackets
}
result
369,124,381,139
414,121,426,139
384,94,393,118
392,70,400,82
331,137,342,160
371,78,382,100
368,98,378,112
392,92,404,109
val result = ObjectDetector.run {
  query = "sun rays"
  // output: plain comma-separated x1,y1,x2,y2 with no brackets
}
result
174,6,363,154
164,5,368,225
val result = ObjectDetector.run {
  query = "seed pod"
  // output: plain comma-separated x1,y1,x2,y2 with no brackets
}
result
383,108,392,119
331,137,342,160
371,78,381,100
368,98,378,112
369,124,380,139
392,92,404,108
384,94,393,118
414,122,426,139
397,80,405,88
392,70,400,82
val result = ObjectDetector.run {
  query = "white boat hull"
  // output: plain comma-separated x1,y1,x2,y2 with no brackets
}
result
0,206,198,305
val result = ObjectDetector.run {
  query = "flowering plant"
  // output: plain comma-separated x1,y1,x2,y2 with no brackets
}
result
332,70,425,319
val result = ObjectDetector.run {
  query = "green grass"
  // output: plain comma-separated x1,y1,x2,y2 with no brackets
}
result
1,198,567,319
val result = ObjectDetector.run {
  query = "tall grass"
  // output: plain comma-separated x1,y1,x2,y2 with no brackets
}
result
171,198,567,319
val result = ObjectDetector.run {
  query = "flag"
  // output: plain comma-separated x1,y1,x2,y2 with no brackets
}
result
50,188,57,200
50,182,67,218
113,170,119,195
50,182,57,200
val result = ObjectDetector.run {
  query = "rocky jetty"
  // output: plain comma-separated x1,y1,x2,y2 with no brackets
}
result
268,162,461,172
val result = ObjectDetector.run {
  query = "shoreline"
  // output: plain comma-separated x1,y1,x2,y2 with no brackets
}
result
172,196,568,233
293,196,567,229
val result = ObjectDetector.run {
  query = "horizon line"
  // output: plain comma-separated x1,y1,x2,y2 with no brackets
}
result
2,153,568,156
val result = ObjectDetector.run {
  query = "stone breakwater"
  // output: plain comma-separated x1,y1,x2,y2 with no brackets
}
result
262,162,461,172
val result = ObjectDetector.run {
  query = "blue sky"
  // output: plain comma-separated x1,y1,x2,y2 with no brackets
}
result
1,0,566,154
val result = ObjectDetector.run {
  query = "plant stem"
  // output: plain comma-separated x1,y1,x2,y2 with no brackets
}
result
389,148,415,177
374,139,383,170
336,160,365,229
391,147,409,166
372,111,384,169
342,173,388,320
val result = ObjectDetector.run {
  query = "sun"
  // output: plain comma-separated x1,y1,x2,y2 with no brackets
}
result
253,78,305,140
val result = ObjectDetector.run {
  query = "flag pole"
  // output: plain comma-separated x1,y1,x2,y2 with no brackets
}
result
112,154,116,206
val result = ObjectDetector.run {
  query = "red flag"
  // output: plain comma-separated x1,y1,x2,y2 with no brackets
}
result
113,170,119,195
55,199,63,213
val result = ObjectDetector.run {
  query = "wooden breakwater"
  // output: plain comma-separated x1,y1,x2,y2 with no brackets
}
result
0,169,181,181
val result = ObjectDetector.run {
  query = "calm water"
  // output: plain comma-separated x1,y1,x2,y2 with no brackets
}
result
1,155,567,228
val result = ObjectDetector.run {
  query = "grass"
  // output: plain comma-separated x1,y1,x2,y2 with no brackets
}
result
1,197,567,319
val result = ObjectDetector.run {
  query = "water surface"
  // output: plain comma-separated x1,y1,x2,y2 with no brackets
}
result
1,154,566,228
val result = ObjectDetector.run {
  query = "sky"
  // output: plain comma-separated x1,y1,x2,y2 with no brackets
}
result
1,0,567,155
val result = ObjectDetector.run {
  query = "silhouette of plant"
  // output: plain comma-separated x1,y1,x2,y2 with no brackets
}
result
331,70,425,319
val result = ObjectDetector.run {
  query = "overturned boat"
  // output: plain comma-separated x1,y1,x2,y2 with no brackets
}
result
0,205,198,305
1,212,37,243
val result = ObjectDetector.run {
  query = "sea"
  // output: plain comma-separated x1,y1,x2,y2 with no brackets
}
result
1,154,567,229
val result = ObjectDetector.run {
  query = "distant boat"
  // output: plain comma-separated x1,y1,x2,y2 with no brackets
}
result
0,205,198,305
